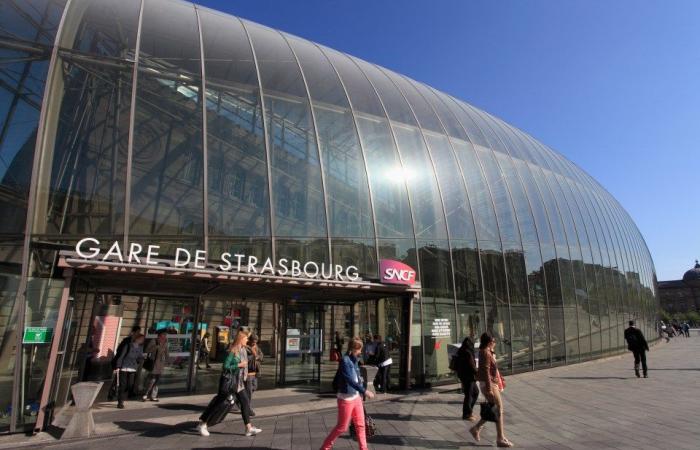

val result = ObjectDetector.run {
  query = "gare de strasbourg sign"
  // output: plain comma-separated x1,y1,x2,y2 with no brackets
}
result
73,237,417,286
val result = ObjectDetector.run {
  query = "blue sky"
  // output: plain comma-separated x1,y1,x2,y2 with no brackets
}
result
198,0,700,281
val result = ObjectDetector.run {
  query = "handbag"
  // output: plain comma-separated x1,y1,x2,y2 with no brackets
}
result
219,369,238,395
349,405,378,440
479,401,500,422
143,354,155,372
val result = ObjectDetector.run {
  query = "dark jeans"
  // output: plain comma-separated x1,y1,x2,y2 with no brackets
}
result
633,349,647,375
461,380,479,418
376,365,390,392
199,351,210,367
246,375,258,409
117,371,137,405
235,388,252,425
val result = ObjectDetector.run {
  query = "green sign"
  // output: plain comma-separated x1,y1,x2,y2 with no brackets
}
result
23,327,53,344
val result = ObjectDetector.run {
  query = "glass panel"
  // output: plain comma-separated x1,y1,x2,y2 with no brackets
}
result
245,22,327,240
424,133,476,241
479,241,511,371
524,243,549,367
541,244,565,363
0,245,22,431
0,0,66,238
441,95,489,147
276,238,330,266
420,84,469,140
392,124,447,240
356,60,416,126
505,245,532,371
289,37,375,243
130,0,203,255
452,239,483,340
495,153,538,244
354,115,413,238
322,48,384,118
34,0,141,241
390,73,443,133
200,9,270,243
331,238,377,279
452,140,499,242
475,145,519,245
513,159,553,246
417,239,455,382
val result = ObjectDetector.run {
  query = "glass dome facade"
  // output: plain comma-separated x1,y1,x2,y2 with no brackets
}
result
0,0,658,431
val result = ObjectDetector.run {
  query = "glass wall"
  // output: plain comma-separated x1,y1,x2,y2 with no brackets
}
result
0,1,661,426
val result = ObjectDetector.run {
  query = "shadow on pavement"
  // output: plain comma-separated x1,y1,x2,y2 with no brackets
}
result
360,434,467,448
548,376,629,380
156,403,205,412
647,368,700,371
192,448,282,450
112,420,198,438
367,413,460,422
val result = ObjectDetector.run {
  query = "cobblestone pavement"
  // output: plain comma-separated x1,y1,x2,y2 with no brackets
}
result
14,335,700,449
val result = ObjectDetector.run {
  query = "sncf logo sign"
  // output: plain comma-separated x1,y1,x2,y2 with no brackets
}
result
380,259,416,286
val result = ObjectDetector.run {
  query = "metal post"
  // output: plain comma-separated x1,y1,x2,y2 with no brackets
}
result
36,268,74,431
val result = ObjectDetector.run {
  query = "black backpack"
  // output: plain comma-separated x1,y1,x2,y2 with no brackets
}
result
449,354,458,372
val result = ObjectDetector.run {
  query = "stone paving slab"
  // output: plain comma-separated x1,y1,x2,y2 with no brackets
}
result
3,335,698,449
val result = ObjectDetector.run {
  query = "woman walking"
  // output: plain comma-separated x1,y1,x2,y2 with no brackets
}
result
469,332,513,448
114,333,145,409
321,338,375,450
142,330,169,401
456,336,479,421
197,330,261,437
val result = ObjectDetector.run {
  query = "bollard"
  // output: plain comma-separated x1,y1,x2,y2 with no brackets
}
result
62,381,103,439
361,365,378,396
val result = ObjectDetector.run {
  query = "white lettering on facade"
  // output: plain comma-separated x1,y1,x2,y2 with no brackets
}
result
175,248,191,267
104,241,124,262
194,250,206,269
72,238,369,283
128,243,142,263
76,237,100,259
219,252,232,271
278,258,289,275
384,268,415,282
146,245,159,265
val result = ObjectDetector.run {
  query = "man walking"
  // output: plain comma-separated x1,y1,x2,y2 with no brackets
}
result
624,320,649,378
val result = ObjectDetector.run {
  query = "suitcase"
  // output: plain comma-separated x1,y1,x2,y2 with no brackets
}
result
205,393,235,427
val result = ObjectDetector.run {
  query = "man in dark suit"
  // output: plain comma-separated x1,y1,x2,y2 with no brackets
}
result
624,320,649,378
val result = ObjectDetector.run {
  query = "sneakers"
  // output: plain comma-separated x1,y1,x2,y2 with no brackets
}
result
245,427,262,436
117,403,124,409
198,423,210,437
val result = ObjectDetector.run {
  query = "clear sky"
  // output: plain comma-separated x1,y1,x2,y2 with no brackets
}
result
198,0,700,281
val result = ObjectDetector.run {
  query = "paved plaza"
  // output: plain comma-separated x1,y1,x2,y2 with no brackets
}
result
5,334,699,449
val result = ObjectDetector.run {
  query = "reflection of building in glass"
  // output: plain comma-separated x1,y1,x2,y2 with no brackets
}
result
658,261,700,316
0,0,658,433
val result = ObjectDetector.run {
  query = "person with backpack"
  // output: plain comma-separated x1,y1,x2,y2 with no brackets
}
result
455,336,479,421
197,330,261,437
321,338,375,450
142,330,169,402
108,325,141,401
624,320,650,378
114,333,145,409
373,335,391,393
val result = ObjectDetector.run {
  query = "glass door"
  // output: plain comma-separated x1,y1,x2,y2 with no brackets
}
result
283,302,323,386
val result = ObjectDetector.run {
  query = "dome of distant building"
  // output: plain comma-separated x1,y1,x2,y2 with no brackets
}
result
683,260,700,286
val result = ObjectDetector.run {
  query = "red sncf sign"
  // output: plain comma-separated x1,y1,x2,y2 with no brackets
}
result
380,259,416,286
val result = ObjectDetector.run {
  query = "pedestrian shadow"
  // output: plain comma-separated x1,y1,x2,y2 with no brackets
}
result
549,376,628,380
112,420,199,438
367,413,460,421
192,448,282,450
351,434,465,448
647,368,700,371
156,403,206,412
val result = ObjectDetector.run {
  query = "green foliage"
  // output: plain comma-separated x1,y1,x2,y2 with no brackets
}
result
658,308,672,323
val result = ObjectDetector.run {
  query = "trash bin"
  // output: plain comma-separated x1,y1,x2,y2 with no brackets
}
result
62,381,103,439
360,365,378,396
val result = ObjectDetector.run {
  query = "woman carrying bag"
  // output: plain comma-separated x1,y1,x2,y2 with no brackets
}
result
197,330,261,437
469,332,513,448
321,338,375,450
